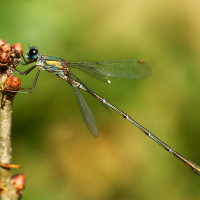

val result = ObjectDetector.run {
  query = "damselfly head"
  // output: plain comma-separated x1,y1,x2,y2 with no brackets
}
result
26,46,39,61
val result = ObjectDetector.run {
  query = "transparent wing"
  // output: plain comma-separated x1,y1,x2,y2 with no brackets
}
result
68,59,152,83
72,85,98,137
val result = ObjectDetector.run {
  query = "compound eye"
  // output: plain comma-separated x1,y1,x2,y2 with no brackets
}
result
27,46,39,61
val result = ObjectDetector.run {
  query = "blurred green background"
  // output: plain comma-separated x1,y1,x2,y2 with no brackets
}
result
1,0,200,199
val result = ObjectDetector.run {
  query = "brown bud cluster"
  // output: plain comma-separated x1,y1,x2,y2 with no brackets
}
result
0,39,12,64
0,39,23,66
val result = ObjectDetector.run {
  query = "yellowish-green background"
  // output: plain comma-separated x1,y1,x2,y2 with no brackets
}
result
1,0,200,199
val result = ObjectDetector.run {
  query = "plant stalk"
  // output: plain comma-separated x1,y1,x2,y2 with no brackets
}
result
0,89,20,199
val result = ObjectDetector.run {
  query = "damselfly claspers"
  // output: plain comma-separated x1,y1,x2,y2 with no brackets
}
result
10,46,200,174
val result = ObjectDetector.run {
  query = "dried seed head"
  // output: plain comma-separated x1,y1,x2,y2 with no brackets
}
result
0,52,10,63
12,43,23,57
0,42,12,64
0,43,12,53
4,76,21,91
0,39,6,47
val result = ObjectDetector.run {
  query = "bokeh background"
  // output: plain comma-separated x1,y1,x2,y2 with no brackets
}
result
1,0,200,199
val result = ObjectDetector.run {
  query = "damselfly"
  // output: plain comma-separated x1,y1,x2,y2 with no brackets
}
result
8,46,200,174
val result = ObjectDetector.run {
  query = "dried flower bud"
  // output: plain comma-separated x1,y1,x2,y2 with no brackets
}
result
0,39,6,47
0,52,10,63
4,76,21,91
0,42,12,64
12,173,26,191
0,43,12,53
12,43,23,57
